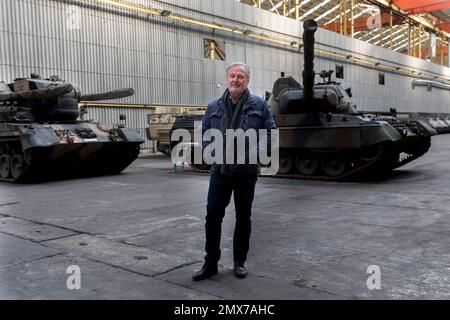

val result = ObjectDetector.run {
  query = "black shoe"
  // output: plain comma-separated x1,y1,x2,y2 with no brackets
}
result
192,263,218,281
234,262,248,279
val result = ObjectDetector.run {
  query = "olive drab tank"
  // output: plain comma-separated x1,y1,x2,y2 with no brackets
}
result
0,74,144,182
267,19,436,180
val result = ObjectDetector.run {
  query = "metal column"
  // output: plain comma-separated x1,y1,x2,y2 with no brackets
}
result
389,10,393,50
448,40,450,67
351,0,354,37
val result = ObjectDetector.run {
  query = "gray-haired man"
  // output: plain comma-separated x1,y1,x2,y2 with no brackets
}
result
192,62,276,281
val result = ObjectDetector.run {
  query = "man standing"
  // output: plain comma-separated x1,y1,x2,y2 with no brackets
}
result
192,62,276,281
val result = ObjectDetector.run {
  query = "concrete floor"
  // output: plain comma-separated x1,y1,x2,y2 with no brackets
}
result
0,134,449,300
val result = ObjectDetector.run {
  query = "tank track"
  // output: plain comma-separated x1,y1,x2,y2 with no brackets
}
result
392,136,431,170
0,139,141,183
184,139,431,181
0,138,29,183
186,145,385,181
188,160,380,181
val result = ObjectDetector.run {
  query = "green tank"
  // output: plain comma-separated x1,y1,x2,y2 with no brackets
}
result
0,74,144,182
267,19,437,179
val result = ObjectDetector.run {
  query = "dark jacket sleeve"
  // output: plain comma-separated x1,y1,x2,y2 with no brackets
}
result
260,100,276,157
263,102,276,130
201,102,214,151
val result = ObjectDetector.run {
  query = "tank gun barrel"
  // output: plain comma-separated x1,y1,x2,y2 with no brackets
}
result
302,19,318,106
0,83,73,103
80,88,134,102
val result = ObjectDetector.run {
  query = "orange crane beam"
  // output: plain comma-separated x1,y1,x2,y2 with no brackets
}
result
392,0,450,15
440,22,450,33
321,12,403,33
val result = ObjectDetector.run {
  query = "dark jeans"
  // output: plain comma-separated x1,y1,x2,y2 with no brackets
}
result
204,171,258,264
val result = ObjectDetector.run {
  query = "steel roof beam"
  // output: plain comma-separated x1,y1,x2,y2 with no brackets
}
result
322,11,403,32
392,0,450,15
440,22,450,33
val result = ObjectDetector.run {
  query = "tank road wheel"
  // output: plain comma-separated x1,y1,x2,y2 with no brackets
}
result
10,154,26,180
278,150,294,174
0,155,11,179
359,146,380,162
295,152,318,175
321,154,346,177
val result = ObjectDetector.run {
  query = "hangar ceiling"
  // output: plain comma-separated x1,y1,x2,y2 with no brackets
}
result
235,0,450,66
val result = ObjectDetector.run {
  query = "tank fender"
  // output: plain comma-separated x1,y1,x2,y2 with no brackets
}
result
116,127,145,143
360,122,402,146
18,125,59,150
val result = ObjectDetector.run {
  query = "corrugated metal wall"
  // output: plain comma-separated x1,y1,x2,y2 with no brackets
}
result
1,0,449,119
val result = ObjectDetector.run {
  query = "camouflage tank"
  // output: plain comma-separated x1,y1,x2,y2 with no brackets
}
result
266,19,436,180
146,109,205,157
146,113,178,156
170,113,211,170
0,73,144,182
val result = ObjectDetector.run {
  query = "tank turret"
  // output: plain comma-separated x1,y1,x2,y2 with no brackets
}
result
0,76,134,122
269,20,354,116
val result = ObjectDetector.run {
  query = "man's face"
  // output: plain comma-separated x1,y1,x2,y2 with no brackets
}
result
227,65,249,98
